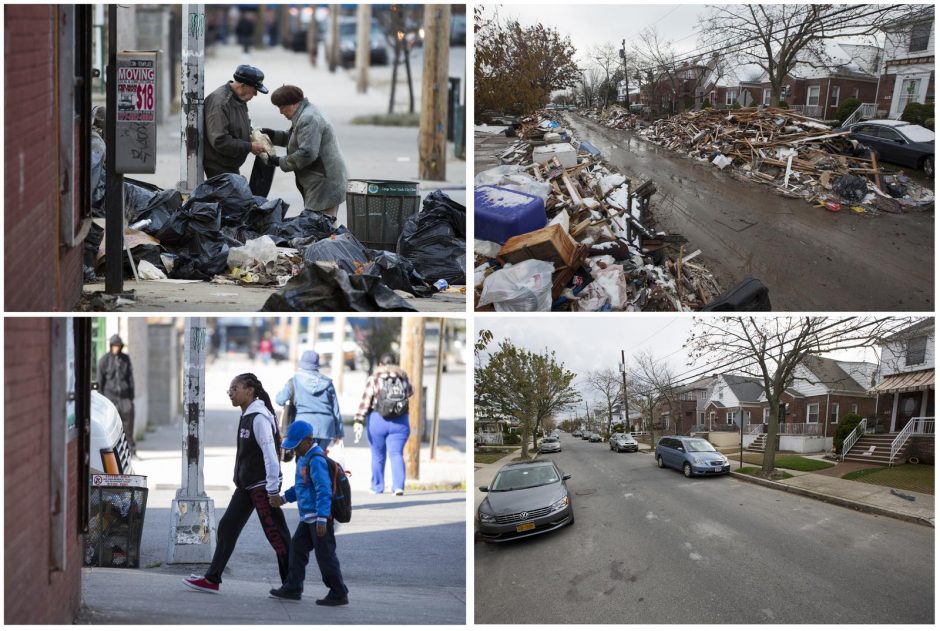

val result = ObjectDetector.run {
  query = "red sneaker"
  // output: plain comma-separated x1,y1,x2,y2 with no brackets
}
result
183,576,220,593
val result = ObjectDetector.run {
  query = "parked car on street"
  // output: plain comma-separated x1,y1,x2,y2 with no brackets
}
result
655,436,730,478
477,460,574,543
609,433,638,452
581,432,592,440
837,119,934,176
572,430,582,437
329,16,389,68
589,433,602,443
539,436,562,454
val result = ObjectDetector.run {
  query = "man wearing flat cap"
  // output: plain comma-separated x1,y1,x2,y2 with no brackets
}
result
203,64,269,178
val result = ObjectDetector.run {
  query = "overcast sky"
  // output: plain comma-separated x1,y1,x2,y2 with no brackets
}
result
475,316,886,408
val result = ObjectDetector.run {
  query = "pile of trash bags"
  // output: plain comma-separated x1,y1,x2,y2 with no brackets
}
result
86,156,466,310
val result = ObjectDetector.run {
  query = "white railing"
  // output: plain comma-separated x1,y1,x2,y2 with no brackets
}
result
746,424,763,435
779,423,824,436
890,416,935,465
791,105,823,118
841,418,868,461
842,102,877,127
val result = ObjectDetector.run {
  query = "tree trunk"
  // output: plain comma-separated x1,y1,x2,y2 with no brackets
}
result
401,318,425,480
388,39,401,114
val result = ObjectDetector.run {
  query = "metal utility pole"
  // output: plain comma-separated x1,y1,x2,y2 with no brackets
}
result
401,318,425,479
430,318,445,460
104,4,124,294
621,39,630,107
180,4,205,192
168,317,216,563
620,350,630,431
418,4,450,181
328,5,340,72
355,4,370,93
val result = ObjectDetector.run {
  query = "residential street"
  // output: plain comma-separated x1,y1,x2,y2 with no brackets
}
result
563,112,934,312
474,434,934,624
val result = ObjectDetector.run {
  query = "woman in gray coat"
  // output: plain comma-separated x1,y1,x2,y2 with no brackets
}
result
263,85,348,218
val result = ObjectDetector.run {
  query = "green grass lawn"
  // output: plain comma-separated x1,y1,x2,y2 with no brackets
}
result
474,449,518,464
731,452,834,471
842,464,934,495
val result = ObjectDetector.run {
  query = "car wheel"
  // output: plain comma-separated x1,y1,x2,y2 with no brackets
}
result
568,511,575,526
683,462,693,478
922,155,934,177
656,455,664,468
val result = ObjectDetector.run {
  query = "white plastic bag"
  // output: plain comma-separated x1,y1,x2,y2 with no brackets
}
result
478,259,554,312
228,235,279,270
137,260,167,280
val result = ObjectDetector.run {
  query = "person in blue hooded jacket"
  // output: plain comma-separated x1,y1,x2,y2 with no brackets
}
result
276,351,344,451
268,420,349,606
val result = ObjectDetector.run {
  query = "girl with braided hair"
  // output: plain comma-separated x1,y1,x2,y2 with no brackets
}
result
183,373,292,594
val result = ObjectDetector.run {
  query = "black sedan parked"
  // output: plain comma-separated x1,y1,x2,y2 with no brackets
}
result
477,460,574,543
838,120,934,176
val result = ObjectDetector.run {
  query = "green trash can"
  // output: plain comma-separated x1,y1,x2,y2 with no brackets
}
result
345,180,421,251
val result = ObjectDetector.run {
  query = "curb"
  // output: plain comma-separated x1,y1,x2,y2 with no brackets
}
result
730,471,934,528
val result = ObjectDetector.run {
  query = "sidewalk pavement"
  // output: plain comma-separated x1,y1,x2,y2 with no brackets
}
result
79,356,467,623
472,443,934,528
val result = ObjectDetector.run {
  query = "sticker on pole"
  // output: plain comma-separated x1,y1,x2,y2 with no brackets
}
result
117,59,156,123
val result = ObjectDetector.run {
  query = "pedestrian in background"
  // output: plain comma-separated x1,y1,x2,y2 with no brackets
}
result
276,351,344,453
203,65,268,179
354,353,415,496
261,85,348,219
235,13,255,55
183,373,291,594
259,333,273,365
268,421,349,606
98,334,136,456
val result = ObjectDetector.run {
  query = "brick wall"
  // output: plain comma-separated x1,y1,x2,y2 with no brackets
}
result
4,6,83,311
908,436,934,465
4,319,83,623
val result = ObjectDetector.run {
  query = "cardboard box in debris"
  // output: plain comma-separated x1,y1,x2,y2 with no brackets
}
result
85,162,466,311
586,105,934,214
474,112,722,312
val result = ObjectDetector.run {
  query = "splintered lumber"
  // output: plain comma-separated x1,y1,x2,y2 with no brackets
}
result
497,223,578,271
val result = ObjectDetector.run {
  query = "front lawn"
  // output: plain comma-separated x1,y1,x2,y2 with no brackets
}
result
842,464,934,495
736,466,794,480
731,452,835,471
474,450,517,464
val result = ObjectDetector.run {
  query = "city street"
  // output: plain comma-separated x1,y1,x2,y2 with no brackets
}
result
562,113,934,312
474,433,934,624
79,354,467,624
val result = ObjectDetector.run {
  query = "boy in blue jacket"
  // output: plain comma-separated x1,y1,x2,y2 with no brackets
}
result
268,420,349,606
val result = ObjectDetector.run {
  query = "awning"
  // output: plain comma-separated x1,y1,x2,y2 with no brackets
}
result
870,369,935,394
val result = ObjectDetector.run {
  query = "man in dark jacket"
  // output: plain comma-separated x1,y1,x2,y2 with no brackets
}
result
98,335,136,454
203,64,269,178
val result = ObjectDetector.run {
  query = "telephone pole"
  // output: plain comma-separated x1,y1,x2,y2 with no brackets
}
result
328,5,340,72
620,350,630,431
418,4,450,181
401,318,425,480
180,4,205,192
355,4,371,93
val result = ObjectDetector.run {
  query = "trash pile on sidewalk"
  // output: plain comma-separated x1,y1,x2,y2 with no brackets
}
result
85,166,466,310
473,112,722,312
612,106,935,214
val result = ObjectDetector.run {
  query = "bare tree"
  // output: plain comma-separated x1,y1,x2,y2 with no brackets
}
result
699,4,915,106
580,65,602,109
687,317,916,477
633,27,684,115
592,42,619,109
627,349,678,448
587,368,622,438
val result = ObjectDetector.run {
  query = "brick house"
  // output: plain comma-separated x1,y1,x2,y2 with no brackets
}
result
753,42,882,120
651,375,718,435
5,318,94,623
757,356,878,440
5,6,94,311
642,60,714,117
876,7,934,119
870,320,934,433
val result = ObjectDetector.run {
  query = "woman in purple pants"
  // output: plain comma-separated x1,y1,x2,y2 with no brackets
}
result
353,354,415,495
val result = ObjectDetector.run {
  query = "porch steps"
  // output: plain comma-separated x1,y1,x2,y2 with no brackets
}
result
842,433,909,466
746,433,767,453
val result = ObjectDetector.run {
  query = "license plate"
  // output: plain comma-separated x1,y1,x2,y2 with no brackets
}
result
516,522,536,533
714,467,723,472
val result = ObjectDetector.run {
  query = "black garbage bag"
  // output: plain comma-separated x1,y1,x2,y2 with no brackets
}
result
153,202,221,245
244,197,288,234
365,251,434,297
124,178,162,218
167,237,230,280
303,232,371,273
132,188,183,233
262,262,417,312
265,210,337,246
84,221,105,269
187,173,256,226
125,243,165,278
832,174,869,203
249,155,276,197
397,190,466,285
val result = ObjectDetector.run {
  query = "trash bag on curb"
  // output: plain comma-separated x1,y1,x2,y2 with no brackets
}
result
832,174,869,203
262,262,417,312
397,190,466,285
153,202,221,245
365,251,434,297
123,178,161,219
266,210,337,246
478,259,554,312
228,235,279,270
187,173,256,226
131,188,183,233
303,232,370,273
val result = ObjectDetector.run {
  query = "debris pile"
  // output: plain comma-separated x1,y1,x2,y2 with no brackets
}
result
474,112,723,312
627,107,933,212
85,157,466,310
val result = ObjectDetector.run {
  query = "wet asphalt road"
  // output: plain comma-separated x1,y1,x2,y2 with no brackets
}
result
563,113,934,312
474,434,934,624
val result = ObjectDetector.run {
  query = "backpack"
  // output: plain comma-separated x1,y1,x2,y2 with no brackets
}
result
374,375,409,418
311,452,352,523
